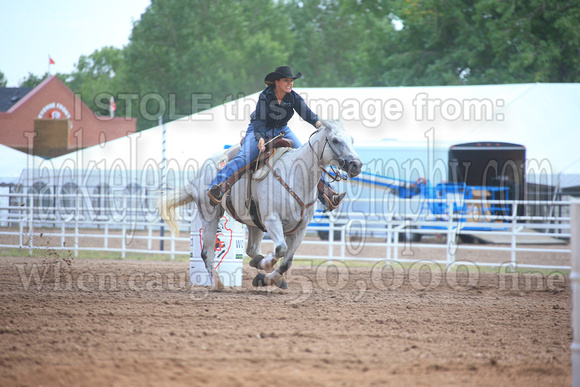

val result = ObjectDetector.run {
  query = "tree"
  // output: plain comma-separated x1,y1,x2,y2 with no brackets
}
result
19,72,69,88
67,46,125,116
280,0,399,87
363,0,580,86
15,0,577,128
19,73,47,87
464,0,580,83
123,0,292,129
0,71,7,87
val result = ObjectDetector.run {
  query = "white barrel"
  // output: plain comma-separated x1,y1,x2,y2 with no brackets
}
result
190,215,245,287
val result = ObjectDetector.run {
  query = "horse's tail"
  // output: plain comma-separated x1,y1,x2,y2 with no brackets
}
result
157,187,193,238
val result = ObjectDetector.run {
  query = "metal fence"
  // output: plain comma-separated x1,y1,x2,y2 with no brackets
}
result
304,198,571,271
0,189,572,270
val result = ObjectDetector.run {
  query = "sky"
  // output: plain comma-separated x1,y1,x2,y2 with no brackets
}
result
0,0,151,87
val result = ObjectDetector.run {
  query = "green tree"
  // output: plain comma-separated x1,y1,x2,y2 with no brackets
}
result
19,72,47,87
20,0,577,127
19,72,69,88
282,0,395,87
464,0,580,83
67,46,126,116
124,0,291,130
0,71,7,87
364,0,580,85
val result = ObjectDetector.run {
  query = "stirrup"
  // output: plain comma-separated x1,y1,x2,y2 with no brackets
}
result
207,185,224,207
322,191,346,212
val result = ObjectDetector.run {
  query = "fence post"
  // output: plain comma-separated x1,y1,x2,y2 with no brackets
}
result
148,223,152,251
28,194,34,256
386,217,392,265
74,193,79,258
19,194,25,248
328,219,334,265
61,221,65,249
340,226,346,260
104,222,109,249
159,116,166,252
170,231,175,260
446,204,455,267
571,200,580,387
510,202,519,270
122,196,127,259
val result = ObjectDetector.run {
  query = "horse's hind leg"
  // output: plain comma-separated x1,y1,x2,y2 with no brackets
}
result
200,211,225,290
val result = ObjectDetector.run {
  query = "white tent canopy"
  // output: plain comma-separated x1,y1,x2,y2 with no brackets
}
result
0,144,44,185
43,83,579,190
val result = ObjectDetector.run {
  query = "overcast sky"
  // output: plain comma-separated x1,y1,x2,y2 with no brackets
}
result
0,0,151,87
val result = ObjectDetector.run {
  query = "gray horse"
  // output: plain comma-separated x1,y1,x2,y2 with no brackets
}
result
157,120,363,290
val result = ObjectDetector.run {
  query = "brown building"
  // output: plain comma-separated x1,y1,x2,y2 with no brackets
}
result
0,76,136,158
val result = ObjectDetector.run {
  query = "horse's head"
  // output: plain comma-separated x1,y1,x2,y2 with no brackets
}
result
318,120,363,178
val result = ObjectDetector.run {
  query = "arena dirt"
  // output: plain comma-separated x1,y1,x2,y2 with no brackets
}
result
0,253,571,386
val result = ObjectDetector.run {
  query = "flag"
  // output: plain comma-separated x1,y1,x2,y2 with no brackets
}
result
49,56,55,65
110,96,116,118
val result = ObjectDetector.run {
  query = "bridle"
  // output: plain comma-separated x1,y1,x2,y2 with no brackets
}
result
261,126,352,235
308,128,349,183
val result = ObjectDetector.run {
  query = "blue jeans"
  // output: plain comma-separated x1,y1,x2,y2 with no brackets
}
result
210,124,301,188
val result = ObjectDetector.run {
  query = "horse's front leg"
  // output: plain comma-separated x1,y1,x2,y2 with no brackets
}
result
276,228,306,276
262,227,307,289
260,213,287,271
263,213,288,258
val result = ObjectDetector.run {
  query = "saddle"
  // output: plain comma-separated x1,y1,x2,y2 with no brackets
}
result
217,137,294,193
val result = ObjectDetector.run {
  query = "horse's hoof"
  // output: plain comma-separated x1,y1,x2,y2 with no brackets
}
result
252,273,267,287
212,269,224,291
249,255,264,269
275,279,288,289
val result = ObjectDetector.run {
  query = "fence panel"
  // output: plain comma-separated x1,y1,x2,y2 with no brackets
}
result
0,191,571,270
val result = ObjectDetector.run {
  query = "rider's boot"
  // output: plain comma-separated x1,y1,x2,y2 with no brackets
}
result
207,184,224,207
318,182,346,212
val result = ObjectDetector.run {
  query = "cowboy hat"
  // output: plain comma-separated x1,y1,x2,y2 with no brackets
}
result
264,66,302,83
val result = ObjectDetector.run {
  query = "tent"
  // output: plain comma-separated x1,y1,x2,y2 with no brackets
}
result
0,145,45,226
0,143,44,185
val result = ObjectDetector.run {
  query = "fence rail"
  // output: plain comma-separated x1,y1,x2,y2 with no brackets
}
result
0,192,572,270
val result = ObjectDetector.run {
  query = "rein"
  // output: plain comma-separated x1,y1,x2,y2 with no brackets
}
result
264,158,317,235
262,127,349,235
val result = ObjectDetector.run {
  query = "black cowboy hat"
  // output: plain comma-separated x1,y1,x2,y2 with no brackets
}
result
264,66,302,83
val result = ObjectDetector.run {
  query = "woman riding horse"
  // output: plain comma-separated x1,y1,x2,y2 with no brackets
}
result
207,65,345,210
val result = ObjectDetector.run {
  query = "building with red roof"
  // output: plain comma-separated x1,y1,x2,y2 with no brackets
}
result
0,76,136,158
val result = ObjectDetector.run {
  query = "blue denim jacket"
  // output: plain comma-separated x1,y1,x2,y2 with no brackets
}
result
250,86,319,141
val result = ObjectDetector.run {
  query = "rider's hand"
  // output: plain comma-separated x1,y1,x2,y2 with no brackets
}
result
315,121,323,129
258,138,266,152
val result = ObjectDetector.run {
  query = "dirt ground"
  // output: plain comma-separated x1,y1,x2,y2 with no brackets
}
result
0,250,571,386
